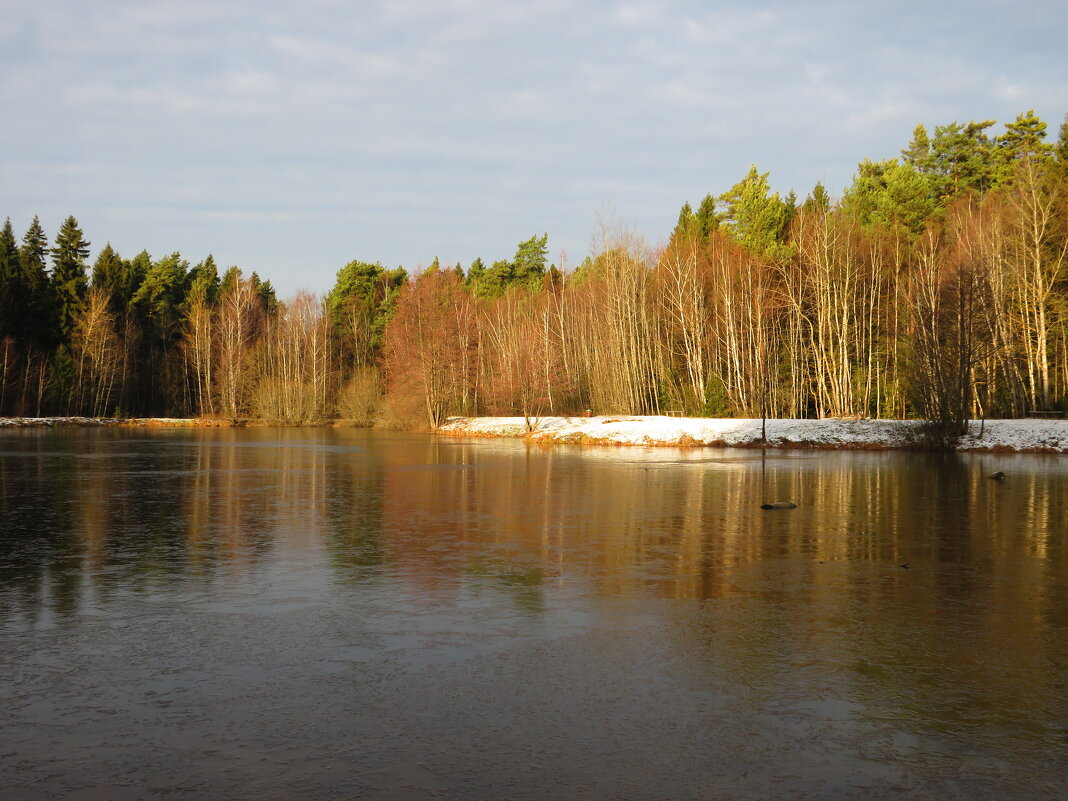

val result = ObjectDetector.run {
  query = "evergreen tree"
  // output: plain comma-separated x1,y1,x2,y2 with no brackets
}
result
694,194,719,241
997,109,1050,160
91,243,124,297
512,233,548,286
133,252,190,343
1055,113,1068,174
930,119,998,197
219,264,241,298
50,215,90,341
471,234,549,299
994,110,1053,184
326,260,407,364
717,166,794,259
249,272,278,314
842,159,936,235
901,124,935,174
0,218,20,338
803,182,832,214
671,201,697,240
121,250,152,309
475,259,514,300
465,257,485,289
186,255,221,308
18,216,53,346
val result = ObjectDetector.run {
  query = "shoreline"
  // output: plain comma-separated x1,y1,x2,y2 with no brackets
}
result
437,415,1068,454
0,417,235,429
3,414,1067,453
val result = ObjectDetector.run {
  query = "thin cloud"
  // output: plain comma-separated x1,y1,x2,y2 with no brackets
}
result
1,0,1065,296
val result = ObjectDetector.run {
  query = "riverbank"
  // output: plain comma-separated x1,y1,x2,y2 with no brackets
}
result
438,415,1068,453
5,414,1066,452
0,417,228,428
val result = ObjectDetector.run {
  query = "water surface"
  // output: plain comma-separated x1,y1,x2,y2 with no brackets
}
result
1,428,1066,799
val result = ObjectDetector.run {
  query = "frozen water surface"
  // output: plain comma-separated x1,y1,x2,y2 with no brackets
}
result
1,428,1067,800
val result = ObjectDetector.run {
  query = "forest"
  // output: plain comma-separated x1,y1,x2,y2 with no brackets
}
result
1,110,1066,434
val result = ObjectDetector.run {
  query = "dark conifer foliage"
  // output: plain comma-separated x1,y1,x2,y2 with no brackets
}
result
50,215,90,341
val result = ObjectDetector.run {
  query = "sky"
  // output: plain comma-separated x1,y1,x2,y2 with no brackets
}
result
2,0,1066,297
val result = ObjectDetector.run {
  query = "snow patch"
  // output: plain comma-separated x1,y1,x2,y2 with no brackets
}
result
438,416,1068,453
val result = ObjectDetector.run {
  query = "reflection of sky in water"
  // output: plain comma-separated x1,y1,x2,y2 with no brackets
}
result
1,428,1066,800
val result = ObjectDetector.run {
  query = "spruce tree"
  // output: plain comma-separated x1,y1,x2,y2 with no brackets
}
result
0,218,20,338
694,194,719,242
50,215,90,341
133,252,190,344
91,243,124,297
19,216,53,346
670,202,697,240
187,255,221,307
803,182,831,214
465,257,485,289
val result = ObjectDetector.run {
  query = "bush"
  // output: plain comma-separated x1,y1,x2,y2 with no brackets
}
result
336,367,383,427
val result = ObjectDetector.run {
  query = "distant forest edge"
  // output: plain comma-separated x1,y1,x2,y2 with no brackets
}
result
2,110,1067,433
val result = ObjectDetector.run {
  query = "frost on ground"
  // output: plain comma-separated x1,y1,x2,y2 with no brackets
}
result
438,416,1068,453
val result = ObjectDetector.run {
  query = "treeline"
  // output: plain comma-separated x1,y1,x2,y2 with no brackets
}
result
1,109,1066,430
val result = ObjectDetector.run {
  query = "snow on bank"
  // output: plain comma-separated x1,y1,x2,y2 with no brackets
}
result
438,416,1068,453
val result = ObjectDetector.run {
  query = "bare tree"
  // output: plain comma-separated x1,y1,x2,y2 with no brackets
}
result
216,275,262,419
382,268,477,428
70,286,122,417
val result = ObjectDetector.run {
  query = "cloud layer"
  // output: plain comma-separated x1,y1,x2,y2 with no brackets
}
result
2,0,1065,294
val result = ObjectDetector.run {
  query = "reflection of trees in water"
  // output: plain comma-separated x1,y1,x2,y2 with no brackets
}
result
1,428,351,620
3,429,1067,727
671,452,1068,745
324,432,389,579
0,431,87,621
371,442,1066,603
369,440,1068,742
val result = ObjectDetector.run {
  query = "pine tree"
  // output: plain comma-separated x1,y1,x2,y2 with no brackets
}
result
842,159,936,235
50,215,91,341
994,110,1053,185
929,119,998,197
326,260,407,365
901,124,934,173
717,166,794,259
512,233,548,287
998,109,1050,159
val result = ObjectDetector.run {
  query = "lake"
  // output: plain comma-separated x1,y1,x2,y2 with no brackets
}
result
1,427,1066,800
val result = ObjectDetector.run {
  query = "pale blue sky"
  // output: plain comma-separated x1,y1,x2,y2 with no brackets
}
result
2,0,1065,296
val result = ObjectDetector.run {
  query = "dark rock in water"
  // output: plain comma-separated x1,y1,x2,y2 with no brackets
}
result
989,471,1006,481
761,501,798,510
